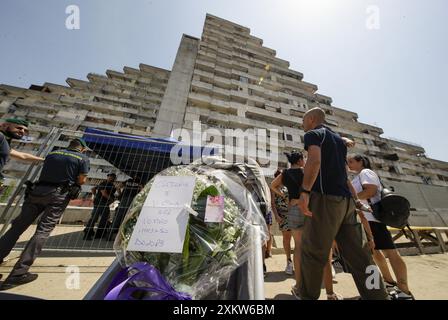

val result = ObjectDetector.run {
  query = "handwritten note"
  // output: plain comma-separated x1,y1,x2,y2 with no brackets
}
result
143,176,197,207
127,176,196,253
204,195,224,223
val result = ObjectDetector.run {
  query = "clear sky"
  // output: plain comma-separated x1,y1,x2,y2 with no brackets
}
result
1,0,447,161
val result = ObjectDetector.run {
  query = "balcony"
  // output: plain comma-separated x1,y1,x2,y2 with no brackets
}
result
188,92,238,115
245,105,300,126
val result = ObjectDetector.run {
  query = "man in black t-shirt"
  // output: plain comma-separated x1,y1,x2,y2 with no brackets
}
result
290,107,388,300
0,118,44,182
83,173,117,240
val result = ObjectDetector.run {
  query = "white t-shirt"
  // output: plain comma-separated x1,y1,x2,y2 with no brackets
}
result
351,169,382,222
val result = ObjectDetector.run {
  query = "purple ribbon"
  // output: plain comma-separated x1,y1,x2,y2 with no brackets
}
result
104,262,192,300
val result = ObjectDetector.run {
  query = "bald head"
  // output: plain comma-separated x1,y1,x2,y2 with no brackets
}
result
302,107,325,132
305,107,325,123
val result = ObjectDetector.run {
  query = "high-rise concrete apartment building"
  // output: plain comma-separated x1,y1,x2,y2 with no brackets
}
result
153,14,448,187
1,14,448,190
0,64,169,187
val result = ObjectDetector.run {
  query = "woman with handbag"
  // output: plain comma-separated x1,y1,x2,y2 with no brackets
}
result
348,154,414,300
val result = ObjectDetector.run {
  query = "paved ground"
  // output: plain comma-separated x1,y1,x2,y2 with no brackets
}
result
0,224,115,251
1,251,447,299
0,251,115,300
264,252,448,300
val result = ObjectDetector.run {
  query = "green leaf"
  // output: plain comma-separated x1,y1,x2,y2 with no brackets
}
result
197,185,219,199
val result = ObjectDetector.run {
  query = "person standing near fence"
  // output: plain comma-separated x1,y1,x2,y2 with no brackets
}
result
270,169,293,275
0,118,44,182
0,138,89,287
290,107,388,300
107,177,143,241
83,173,117,240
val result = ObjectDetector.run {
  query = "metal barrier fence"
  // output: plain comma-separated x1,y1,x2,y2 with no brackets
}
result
0,128,199,252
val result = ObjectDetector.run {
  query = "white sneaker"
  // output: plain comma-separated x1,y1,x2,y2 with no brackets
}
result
385,281,398,294
392,290,415,300
285,261,294,275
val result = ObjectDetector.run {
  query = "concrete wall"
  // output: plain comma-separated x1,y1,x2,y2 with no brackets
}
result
386,181,448,227
0,205,95,225
152,34,200,137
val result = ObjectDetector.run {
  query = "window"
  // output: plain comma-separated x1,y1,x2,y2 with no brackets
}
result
383,153,399,161
416,153,426,157
420,176,432,185
388,166,398,175
239,76,249,84
8,104,17,113
284,133,293,141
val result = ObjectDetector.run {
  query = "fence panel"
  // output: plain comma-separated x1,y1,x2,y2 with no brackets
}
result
0,128,208,252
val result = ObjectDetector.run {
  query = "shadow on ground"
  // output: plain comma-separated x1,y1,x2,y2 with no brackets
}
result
264,271,294,283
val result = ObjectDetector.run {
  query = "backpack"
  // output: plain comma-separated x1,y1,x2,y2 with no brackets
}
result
368,178,411,229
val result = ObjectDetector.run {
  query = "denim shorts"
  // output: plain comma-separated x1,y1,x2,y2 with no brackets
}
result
286,205,305,229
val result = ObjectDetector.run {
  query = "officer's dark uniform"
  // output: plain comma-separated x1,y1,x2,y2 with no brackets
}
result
0,146,89,282
83,179,116,240
107,178,142,240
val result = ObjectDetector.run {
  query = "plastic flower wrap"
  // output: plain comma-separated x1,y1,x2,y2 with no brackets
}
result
113,157,269,299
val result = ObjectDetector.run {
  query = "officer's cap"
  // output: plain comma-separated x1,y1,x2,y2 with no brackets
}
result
5,118,29,127
74,138,88,148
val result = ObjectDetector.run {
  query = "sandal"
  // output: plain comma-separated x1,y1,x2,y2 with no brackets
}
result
327,292,343,300
291,285,302,300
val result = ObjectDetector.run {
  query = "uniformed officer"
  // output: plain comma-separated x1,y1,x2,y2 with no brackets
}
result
83,173,117,240
0,138,89,288
107,177,143,241
0,118,44,181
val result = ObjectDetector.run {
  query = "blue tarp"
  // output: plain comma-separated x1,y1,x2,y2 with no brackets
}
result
82,128,216,184
83,128,178,153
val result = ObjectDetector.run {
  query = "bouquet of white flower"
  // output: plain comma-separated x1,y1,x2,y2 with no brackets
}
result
112,157,269,299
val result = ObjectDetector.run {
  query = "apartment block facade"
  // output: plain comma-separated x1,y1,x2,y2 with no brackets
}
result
0,64,169,189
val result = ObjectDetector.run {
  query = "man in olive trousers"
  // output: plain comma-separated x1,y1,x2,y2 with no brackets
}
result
291,107,388,300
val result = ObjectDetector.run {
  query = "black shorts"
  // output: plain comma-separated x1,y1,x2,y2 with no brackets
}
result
369,221,396,250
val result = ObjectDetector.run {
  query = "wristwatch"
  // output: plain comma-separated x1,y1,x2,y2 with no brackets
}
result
301,189,311,195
